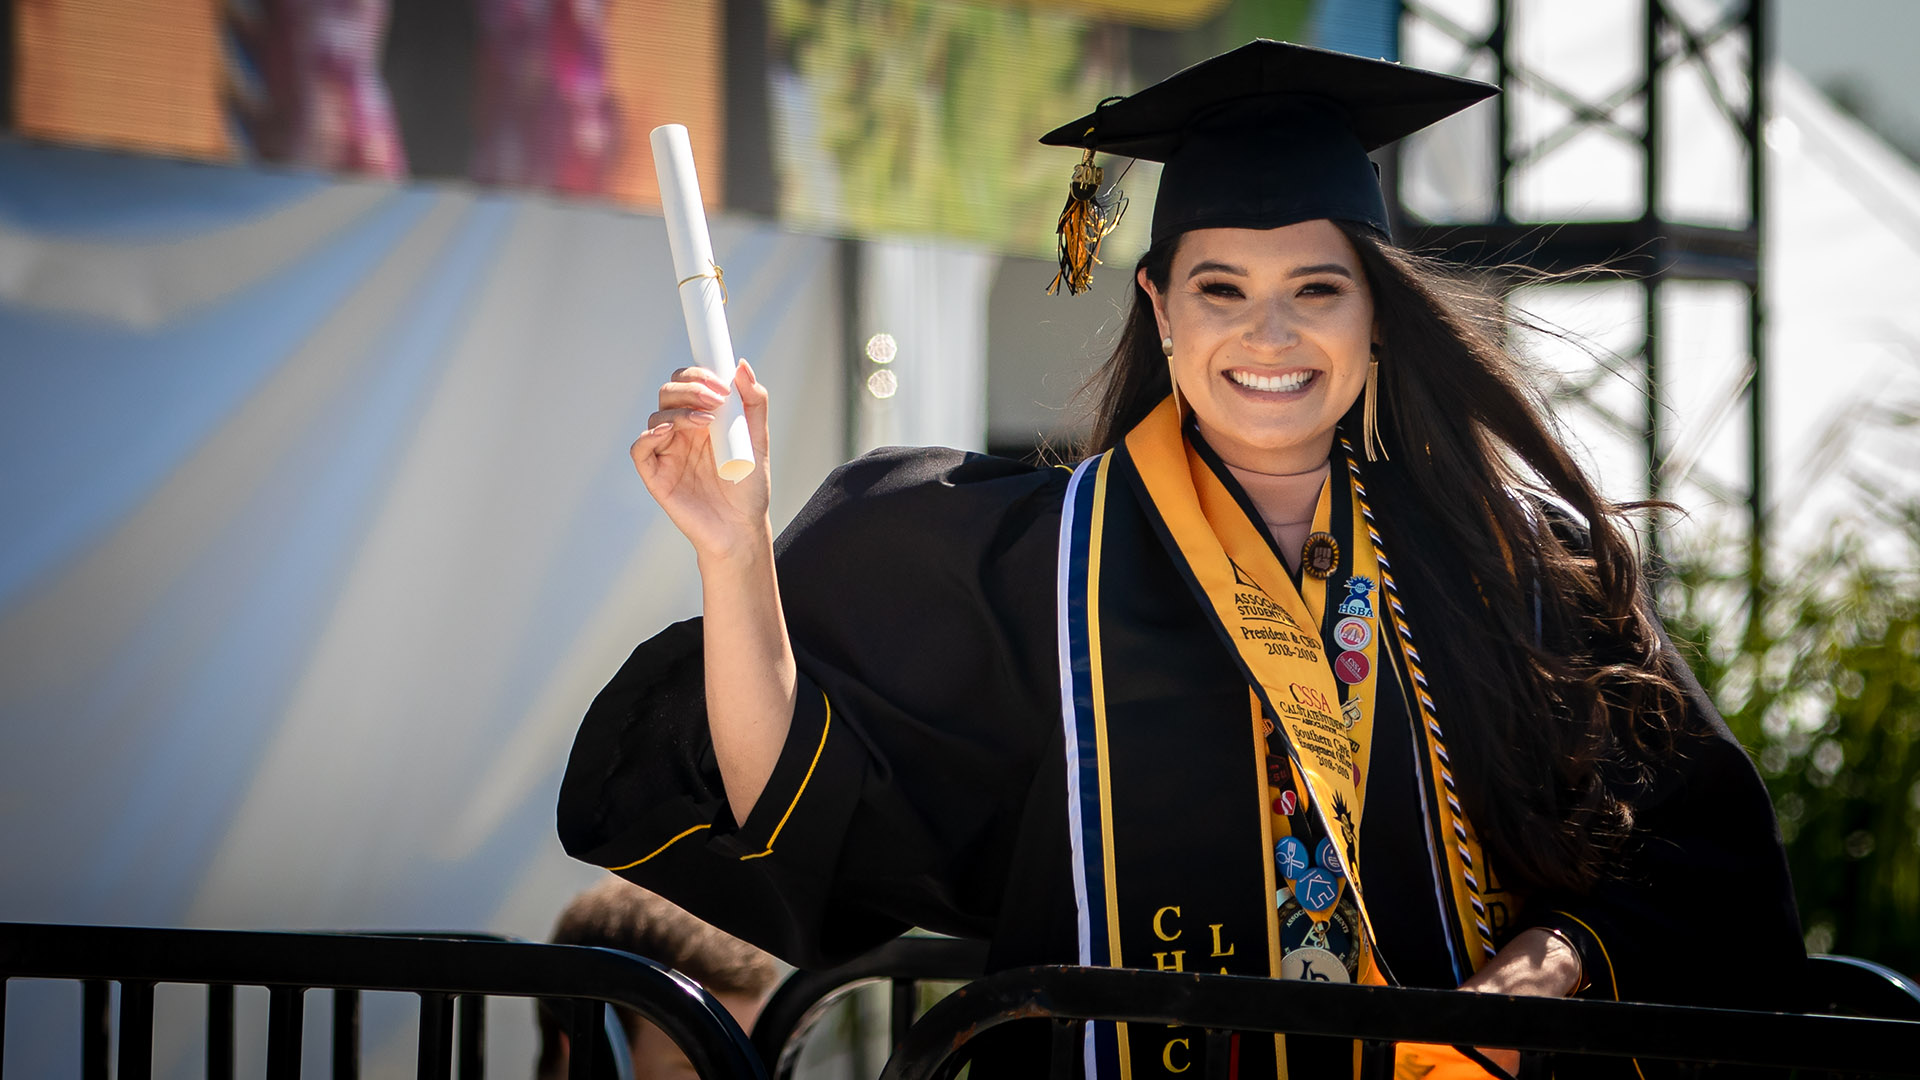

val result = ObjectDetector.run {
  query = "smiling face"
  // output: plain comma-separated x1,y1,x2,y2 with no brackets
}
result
1140,221,1377,473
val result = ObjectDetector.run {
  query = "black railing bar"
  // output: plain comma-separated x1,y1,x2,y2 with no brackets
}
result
765,977,886,1080
1202,1029,1229,1080
333,987,360,1080
890,979,915,1049
118,979,154,1080
876,965,1920,1080
604,1003,639,1080
419,991,453,1080
457,994,485,1080
266,985,304,1080
82,978,109,1080
1047,1018,1080,1080
751,936,988,1080
208,983,234,1080
0,923,764,1080
1359,1040,1393,1080
566,999,596,1080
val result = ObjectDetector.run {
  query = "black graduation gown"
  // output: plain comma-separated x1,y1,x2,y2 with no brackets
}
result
556,446,1805,1074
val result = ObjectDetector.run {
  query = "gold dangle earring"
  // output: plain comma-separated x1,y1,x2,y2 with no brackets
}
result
1163,334,1188,426
1364,344,1389,462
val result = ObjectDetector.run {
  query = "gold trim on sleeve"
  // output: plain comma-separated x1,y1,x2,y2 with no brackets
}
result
739,693,834,861
1554,910,1647,1080
605,823,712,872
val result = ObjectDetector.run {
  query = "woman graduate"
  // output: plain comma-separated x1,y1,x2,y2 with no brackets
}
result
559,41,1805,1079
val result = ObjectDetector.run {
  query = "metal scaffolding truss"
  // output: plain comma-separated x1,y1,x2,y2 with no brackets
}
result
1386,0,1768,571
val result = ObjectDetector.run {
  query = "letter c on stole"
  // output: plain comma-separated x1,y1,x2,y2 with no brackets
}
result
1162,1036,1191,1073
1153,905,1182,942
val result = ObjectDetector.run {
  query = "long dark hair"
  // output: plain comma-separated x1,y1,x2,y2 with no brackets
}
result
1085,223,1685,895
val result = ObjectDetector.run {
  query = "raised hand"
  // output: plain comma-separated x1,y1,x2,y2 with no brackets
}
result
630,359,795,820
629,360,773,561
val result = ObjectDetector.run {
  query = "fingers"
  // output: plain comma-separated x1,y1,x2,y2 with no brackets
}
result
659,377,728,413
734,359,768,411
629,423,671,475
667,366,731,395
646,407,716,430
735,359,772,461
631,408,712,473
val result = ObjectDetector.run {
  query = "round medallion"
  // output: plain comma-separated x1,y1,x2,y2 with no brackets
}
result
1301,532,1340,580
1333,649,1371,685
1333,615,1373,651
1281,947,1349,983
1279,895,1362,982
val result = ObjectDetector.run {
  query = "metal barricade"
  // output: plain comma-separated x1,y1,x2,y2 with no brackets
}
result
871,964,1920,1080
750,937,988,1079
12,923,1918,1079
0,922,767,1080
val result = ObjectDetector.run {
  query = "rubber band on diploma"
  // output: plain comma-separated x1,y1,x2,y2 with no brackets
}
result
676,262,727,304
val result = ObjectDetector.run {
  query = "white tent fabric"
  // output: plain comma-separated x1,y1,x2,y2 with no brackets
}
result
1763,66,1920,556
0,140,847,1076
855,237,997,454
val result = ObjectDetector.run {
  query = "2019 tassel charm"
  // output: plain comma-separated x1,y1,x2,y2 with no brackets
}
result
1047,148,1126,296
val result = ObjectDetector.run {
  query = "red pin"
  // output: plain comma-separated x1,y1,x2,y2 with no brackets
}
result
1334,650,1371,685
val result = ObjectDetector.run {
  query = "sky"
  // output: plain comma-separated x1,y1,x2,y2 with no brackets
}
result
1776,0,1920,159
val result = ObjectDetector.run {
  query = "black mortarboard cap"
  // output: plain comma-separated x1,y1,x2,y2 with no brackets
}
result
1039,40,1497,246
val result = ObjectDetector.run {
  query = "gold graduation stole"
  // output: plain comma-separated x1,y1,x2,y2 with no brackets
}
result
1057,398,1513,1080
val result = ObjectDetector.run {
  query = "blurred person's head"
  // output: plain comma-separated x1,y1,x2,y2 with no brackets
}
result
535,876,779,1080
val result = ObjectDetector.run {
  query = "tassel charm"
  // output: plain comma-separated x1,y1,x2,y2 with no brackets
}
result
1363,357,1389,462
1047,148,1126,296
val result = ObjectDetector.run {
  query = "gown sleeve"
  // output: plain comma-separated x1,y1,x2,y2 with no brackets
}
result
1517,632,1808,1011
1513,515,1806,1011
556,447,1070,969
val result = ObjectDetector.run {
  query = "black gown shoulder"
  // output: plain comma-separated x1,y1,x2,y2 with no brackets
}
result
557,447,1074,968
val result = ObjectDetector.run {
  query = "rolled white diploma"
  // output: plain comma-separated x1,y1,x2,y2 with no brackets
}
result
650,123,755,483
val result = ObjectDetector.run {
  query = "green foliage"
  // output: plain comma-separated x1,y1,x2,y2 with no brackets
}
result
762,0,1314,257
1667,510,1920,974
769,0,1123,254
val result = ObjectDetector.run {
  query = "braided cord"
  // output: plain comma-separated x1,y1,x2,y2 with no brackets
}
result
1340,437,1498,963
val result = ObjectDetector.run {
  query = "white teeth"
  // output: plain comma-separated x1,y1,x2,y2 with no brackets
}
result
1229,369,1313,393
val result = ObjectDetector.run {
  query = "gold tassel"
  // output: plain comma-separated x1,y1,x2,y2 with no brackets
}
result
1047,148,1126,296
1363,358,1389,462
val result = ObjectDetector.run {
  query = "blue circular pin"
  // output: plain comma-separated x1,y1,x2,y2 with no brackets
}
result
1295,867,1339,913
1315,837,1346,879
1274,836,1311,879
